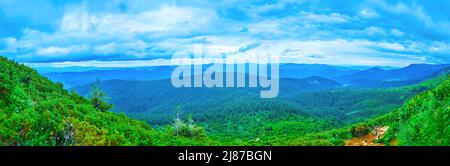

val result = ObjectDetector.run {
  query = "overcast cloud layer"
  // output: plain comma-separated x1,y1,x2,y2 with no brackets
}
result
0,0,449,67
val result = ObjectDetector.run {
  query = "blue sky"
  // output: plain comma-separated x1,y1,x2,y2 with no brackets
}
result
0,0,449,67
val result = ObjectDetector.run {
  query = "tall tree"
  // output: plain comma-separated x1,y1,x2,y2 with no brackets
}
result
88,78,112,112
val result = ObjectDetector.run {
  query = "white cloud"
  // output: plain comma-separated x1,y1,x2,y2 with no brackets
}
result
93,42,118,55
245,11,351,39
247,20,285,37
19,36,437,67
366,26,386,36
208,39,426,67
298,11,349,23
1,37,18,53
376,42,406,51
370,0,450,31
36,47,70,56
60,5,217,36
2,0,449,66
359,8,380,19
390,28,404,37
36,45,89,56
1,4,220,61
427,42,450,53
25,59,173,68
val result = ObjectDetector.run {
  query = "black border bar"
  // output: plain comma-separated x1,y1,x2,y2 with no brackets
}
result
0,146,448,164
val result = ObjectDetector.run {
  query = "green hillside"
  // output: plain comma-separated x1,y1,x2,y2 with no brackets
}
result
383,74,450,145
354,73,450,146
293,73,450,146
0,57,211,146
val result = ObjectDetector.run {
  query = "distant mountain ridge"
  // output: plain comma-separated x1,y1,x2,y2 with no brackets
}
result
43,66,176,88
42,63,450,88
278,64,359,79
337,64,450,87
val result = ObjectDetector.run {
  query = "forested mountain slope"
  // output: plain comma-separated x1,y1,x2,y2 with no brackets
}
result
382,74,450,145
346,73,450,146
71,70,448,145
0,57,210,146
294,74,450,146
73,74,433,128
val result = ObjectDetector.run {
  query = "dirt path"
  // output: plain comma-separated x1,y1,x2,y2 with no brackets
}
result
345,126,389,146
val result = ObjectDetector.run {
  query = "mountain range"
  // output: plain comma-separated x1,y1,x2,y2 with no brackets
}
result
336,64,450,87
43,63,450,89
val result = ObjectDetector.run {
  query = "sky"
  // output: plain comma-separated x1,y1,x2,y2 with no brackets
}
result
0,0,449,67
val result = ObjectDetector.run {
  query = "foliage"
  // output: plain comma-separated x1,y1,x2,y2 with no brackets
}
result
171,116,206,140
391,74,450,145
0,57,211,146
88,78,112,112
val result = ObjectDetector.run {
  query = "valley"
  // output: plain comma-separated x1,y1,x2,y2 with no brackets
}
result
60,62,450,145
